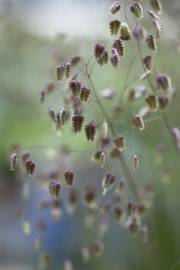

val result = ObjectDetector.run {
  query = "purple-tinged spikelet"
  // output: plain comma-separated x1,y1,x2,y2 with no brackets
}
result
143,55,153,70
69,80,82,96
111,48,121,67
156,73,171,91
49,180,61,197
110,2,121,14
113,39,125,56
130,2,144,19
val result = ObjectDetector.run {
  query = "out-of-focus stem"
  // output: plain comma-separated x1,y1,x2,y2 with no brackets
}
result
85,64,140,200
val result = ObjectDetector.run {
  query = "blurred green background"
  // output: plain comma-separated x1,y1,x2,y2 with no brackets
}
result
0,0,180,270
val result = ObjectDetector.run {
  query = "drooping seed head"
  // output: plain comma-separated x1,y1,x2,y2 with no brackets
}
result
146,34,157,51
65,62,71,78
85,121,96,141
156,73,171,91
112,206,122,222
9,153,17,171
67,188,79,212
102,172,116,195
113,39,125,56
113,135,126,151
109,20,121,35
49,180,61,197
72,114,84,132
110,2,121,14
84,187,96,209
143,55,153,70
64,170,74,187
158,96,169,110
25,160,36,176
60,107,69,125
55,112,61,129
94,43,105,59
80,87,91,102
130,2,144,19
55,64,65,81
97,51,109,65
111,48,121,67
48,108,56,123
133,114,145,130
120,23,131,41
132,154,139,170
145,95,158,111
150,0,162,14
69,80,82,96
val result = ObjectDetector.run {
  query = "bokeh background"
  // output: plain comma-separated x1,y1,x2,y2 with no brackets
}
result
0,0,180,269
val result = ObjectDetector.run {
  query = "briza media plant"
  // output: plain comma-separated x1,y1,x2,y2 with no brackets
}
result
9,0,180,269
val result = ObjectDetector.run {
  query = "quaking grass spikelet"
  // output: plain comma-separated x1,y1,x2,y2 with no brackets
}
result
120,23,131,41
132,154,139,170
9,153,17,171
80,87,91,102
133,114,145,131
102,172,116,195
145,95,158,111
113,39,125,56
25,160,36,176
49,180,61,197
72,114,84,132
150,0,162,14
109,20,121,35
143,55,153,70
64,170,75,187
146,34,157,51
85,121,96,141
69,80,82,96
130,1,143,19
113,135,126,151
111,48,121,67
156,73,171,91
56,64,65,81
110,2,121,14
158,96,169,110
